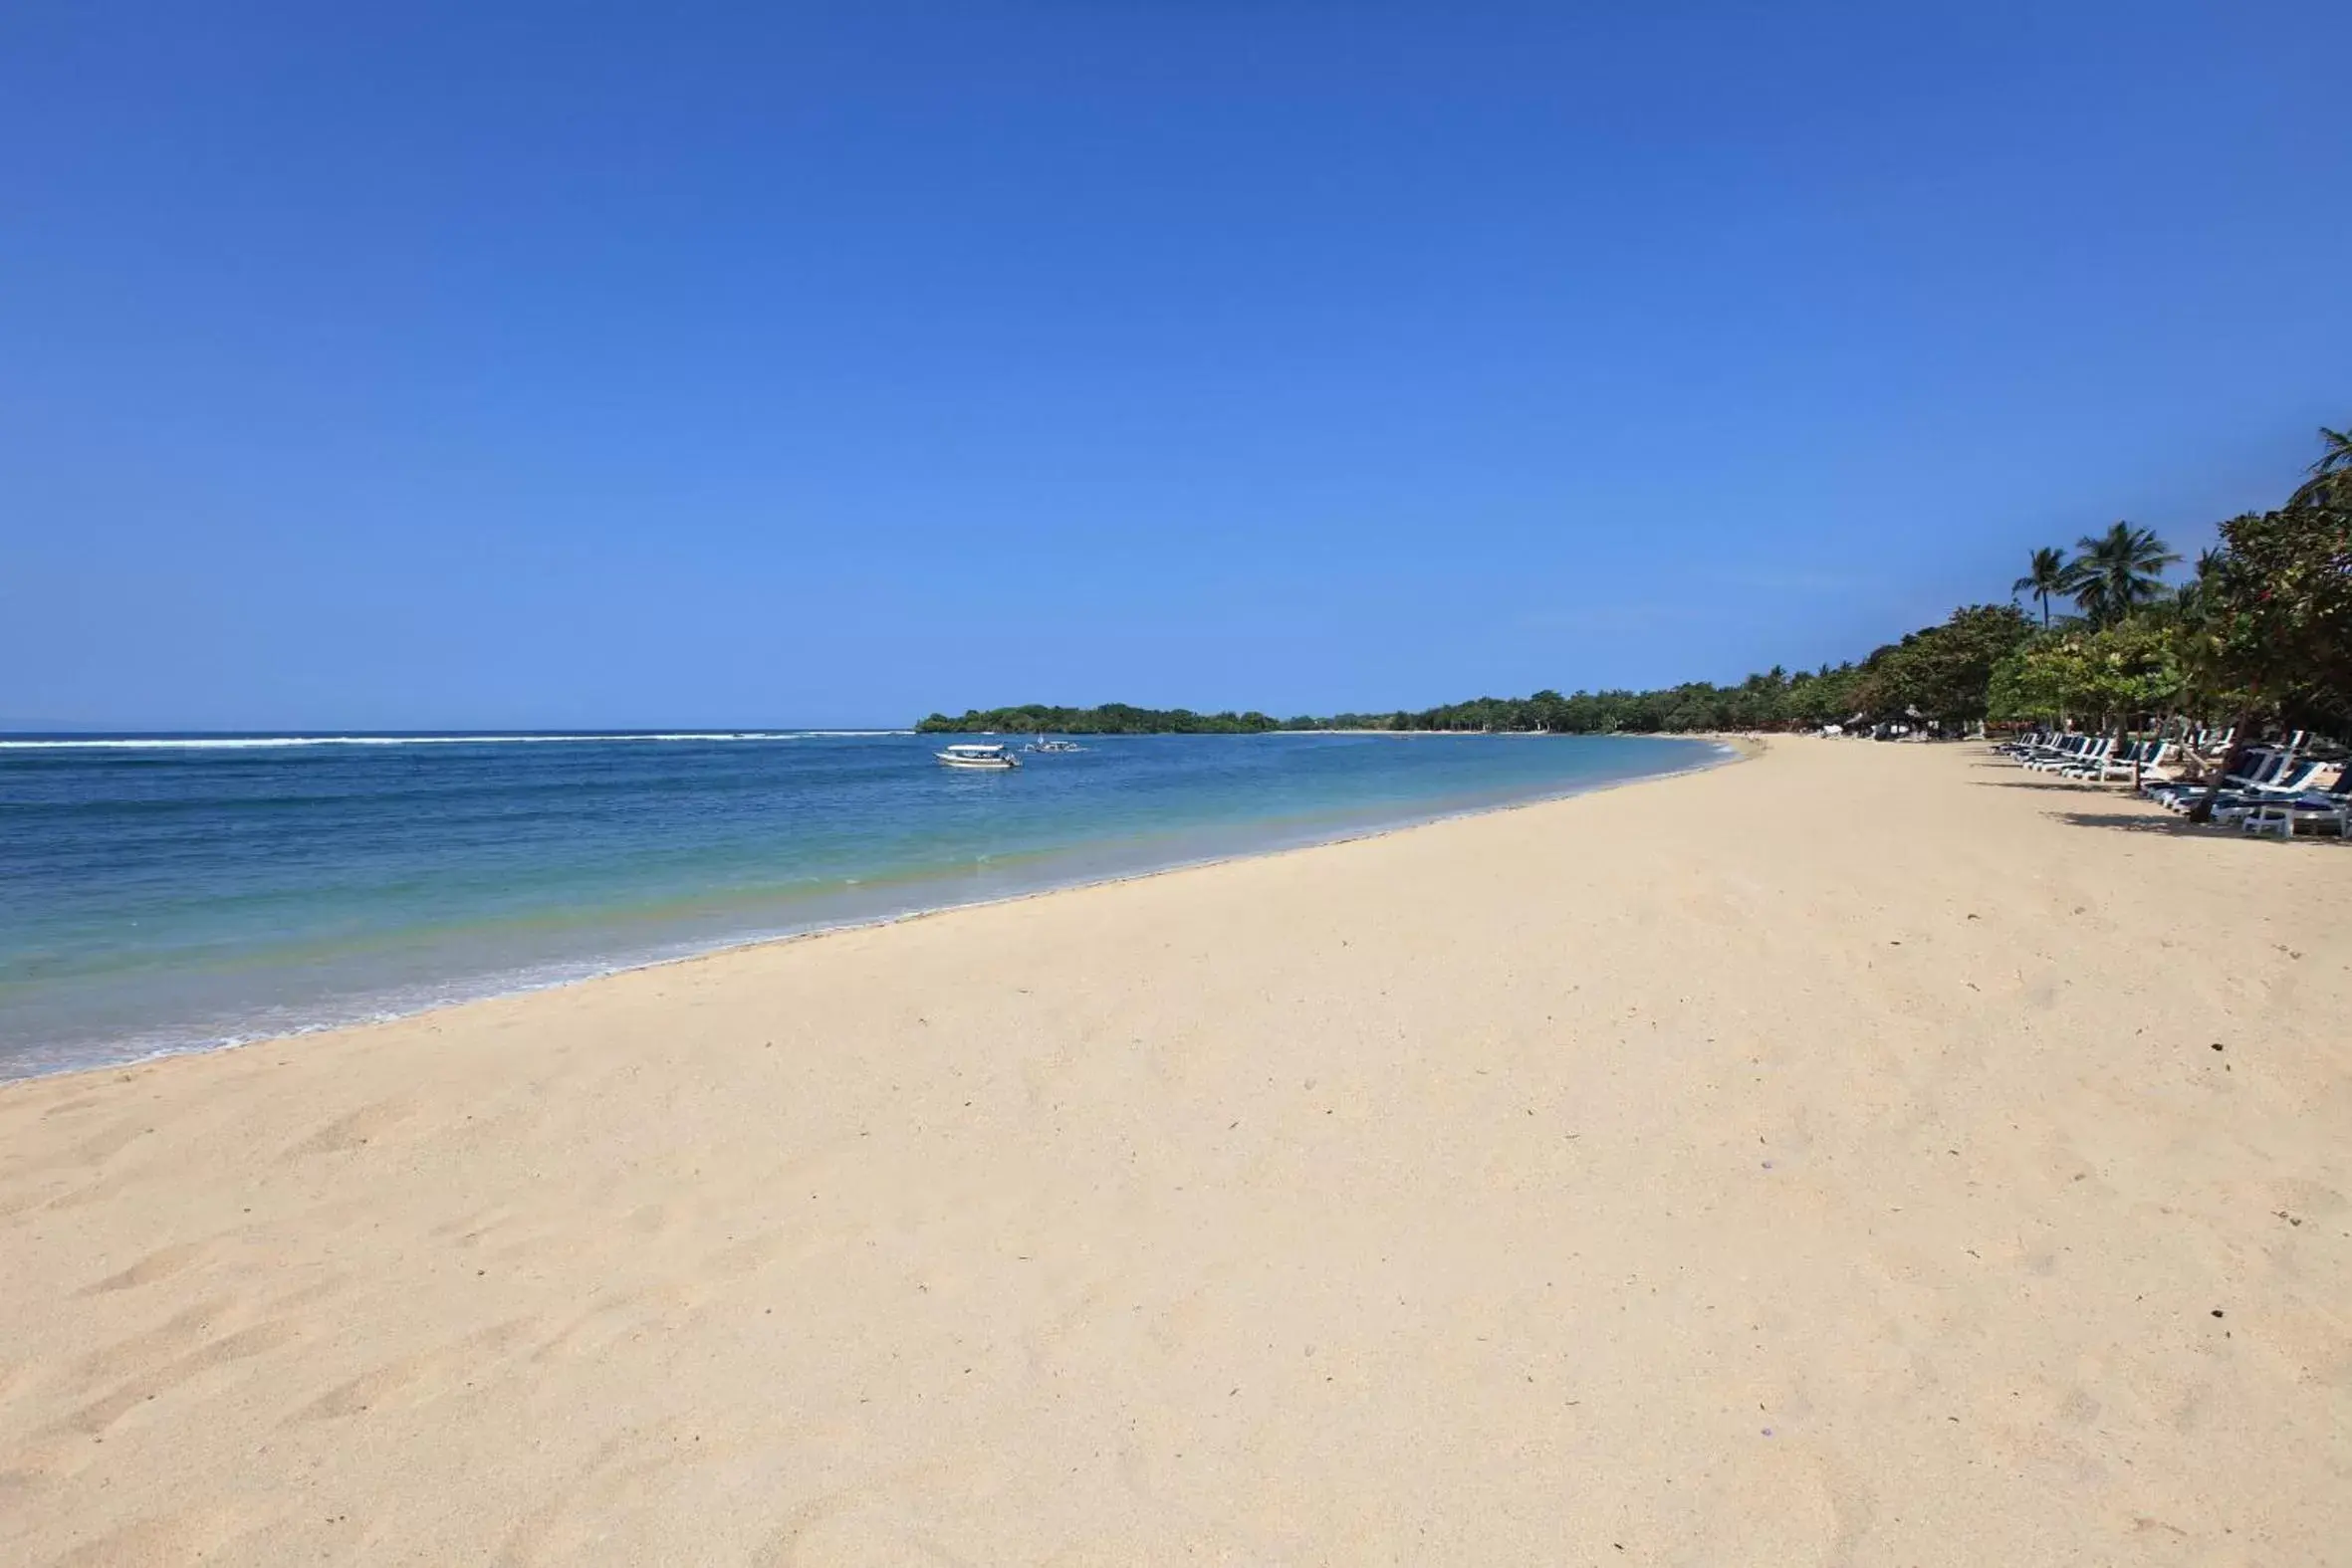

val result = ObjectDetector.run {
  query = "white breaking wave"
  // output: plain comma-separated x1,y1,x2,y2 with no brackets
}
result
0,731,913,752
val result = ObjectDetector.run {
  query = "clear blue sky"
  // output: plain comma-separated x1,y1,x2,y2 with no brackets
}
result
3,2,2345,730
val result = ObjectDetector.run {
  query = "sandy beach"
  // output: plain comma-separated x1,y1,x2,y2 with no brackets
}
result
3,738,2347,1566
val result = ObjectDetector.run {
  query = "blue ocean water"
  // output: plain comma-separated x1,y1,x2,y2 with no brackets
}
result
0,730,1723,1079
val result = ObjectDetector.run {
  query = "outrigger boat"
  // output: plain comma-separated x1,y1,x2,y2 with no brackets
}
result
1025,736,1082,754
935,742,1020,771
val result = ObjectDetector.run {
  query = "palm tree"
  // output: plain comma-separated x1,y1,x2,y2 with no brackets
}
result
2171,547,2226,620
2172,546,2242,625
2287,423,2352,509
2068,522,2180,627
2011,546,2071,625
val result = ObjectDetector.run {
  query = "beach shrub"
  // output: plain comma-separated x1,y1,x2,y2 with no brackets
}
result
1989,619,2183,728
1850,604,2035,724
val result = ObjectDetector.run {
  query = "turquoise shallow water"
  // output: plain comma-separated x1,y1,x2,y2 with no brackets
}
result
0,730,1723,1079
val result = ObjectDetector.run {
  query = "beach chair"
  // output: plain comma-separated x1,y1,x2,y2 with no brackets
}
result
2055,738,2117,778
2009,731,2070,766
2062,738,2149,781
2134,746,2196,793
2229,765,2350,837
2094,740,2171,784
2240,789,2351,840
2035,736,2108,774
2145,748,2283,810
2197,758,2327,820
2023,736,2087,772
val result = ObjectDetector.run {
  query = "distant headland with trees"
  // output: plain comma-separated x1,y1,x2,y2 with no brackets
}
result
920,423,2350,741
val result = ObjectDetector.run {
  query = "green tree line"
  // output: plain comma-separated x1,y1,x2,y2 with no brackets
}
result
1986,426,2351,738
917,703,1287,735
920,423,2350,740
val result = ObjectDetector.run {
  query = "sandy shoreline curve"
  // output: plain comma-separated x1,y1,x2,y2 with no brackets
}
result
3,739,2346,1564
5,735,1741,1086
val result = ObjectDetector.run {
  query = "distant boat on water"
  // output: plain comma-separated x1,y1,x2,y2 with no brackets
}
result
935,742,1020,770
1026,737,1082,754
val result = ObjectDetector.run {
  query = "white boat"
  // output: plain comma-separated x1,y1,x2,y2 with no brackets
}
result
1025,736,1083,754
935,742,1020,771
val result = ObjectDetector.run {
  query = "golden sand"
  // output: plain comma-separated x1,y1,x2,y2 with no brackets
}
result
3,740,2347,1564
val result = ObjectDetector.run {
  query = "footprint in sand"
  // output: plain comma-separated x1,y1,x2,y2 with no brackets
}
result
79,1238,214,1295
45,1505,248,1568
283,1095,416,1158
51,1317,302,1440
295,1317,540,1423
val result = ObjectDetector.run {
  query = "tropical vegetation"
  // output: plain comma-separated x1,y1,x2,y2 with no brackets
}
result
2012,547,2070,626
2063,523,2180,628
921,421,2351,744
918,703,1286,735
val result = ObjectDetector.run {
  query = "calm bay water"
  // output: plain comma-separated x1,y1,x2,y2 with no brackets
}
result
0,730,1722,1079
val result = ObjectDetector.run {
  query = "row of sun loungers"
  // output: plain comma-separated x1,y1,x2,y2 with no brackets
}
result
1995,731,2350,839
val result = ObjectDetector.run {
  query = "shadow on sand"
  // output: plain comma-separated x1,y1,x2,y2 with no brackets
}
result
2047,809,2352,846
1966,767,2350,845
1966,763,2138,791
1971,754,2349,845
